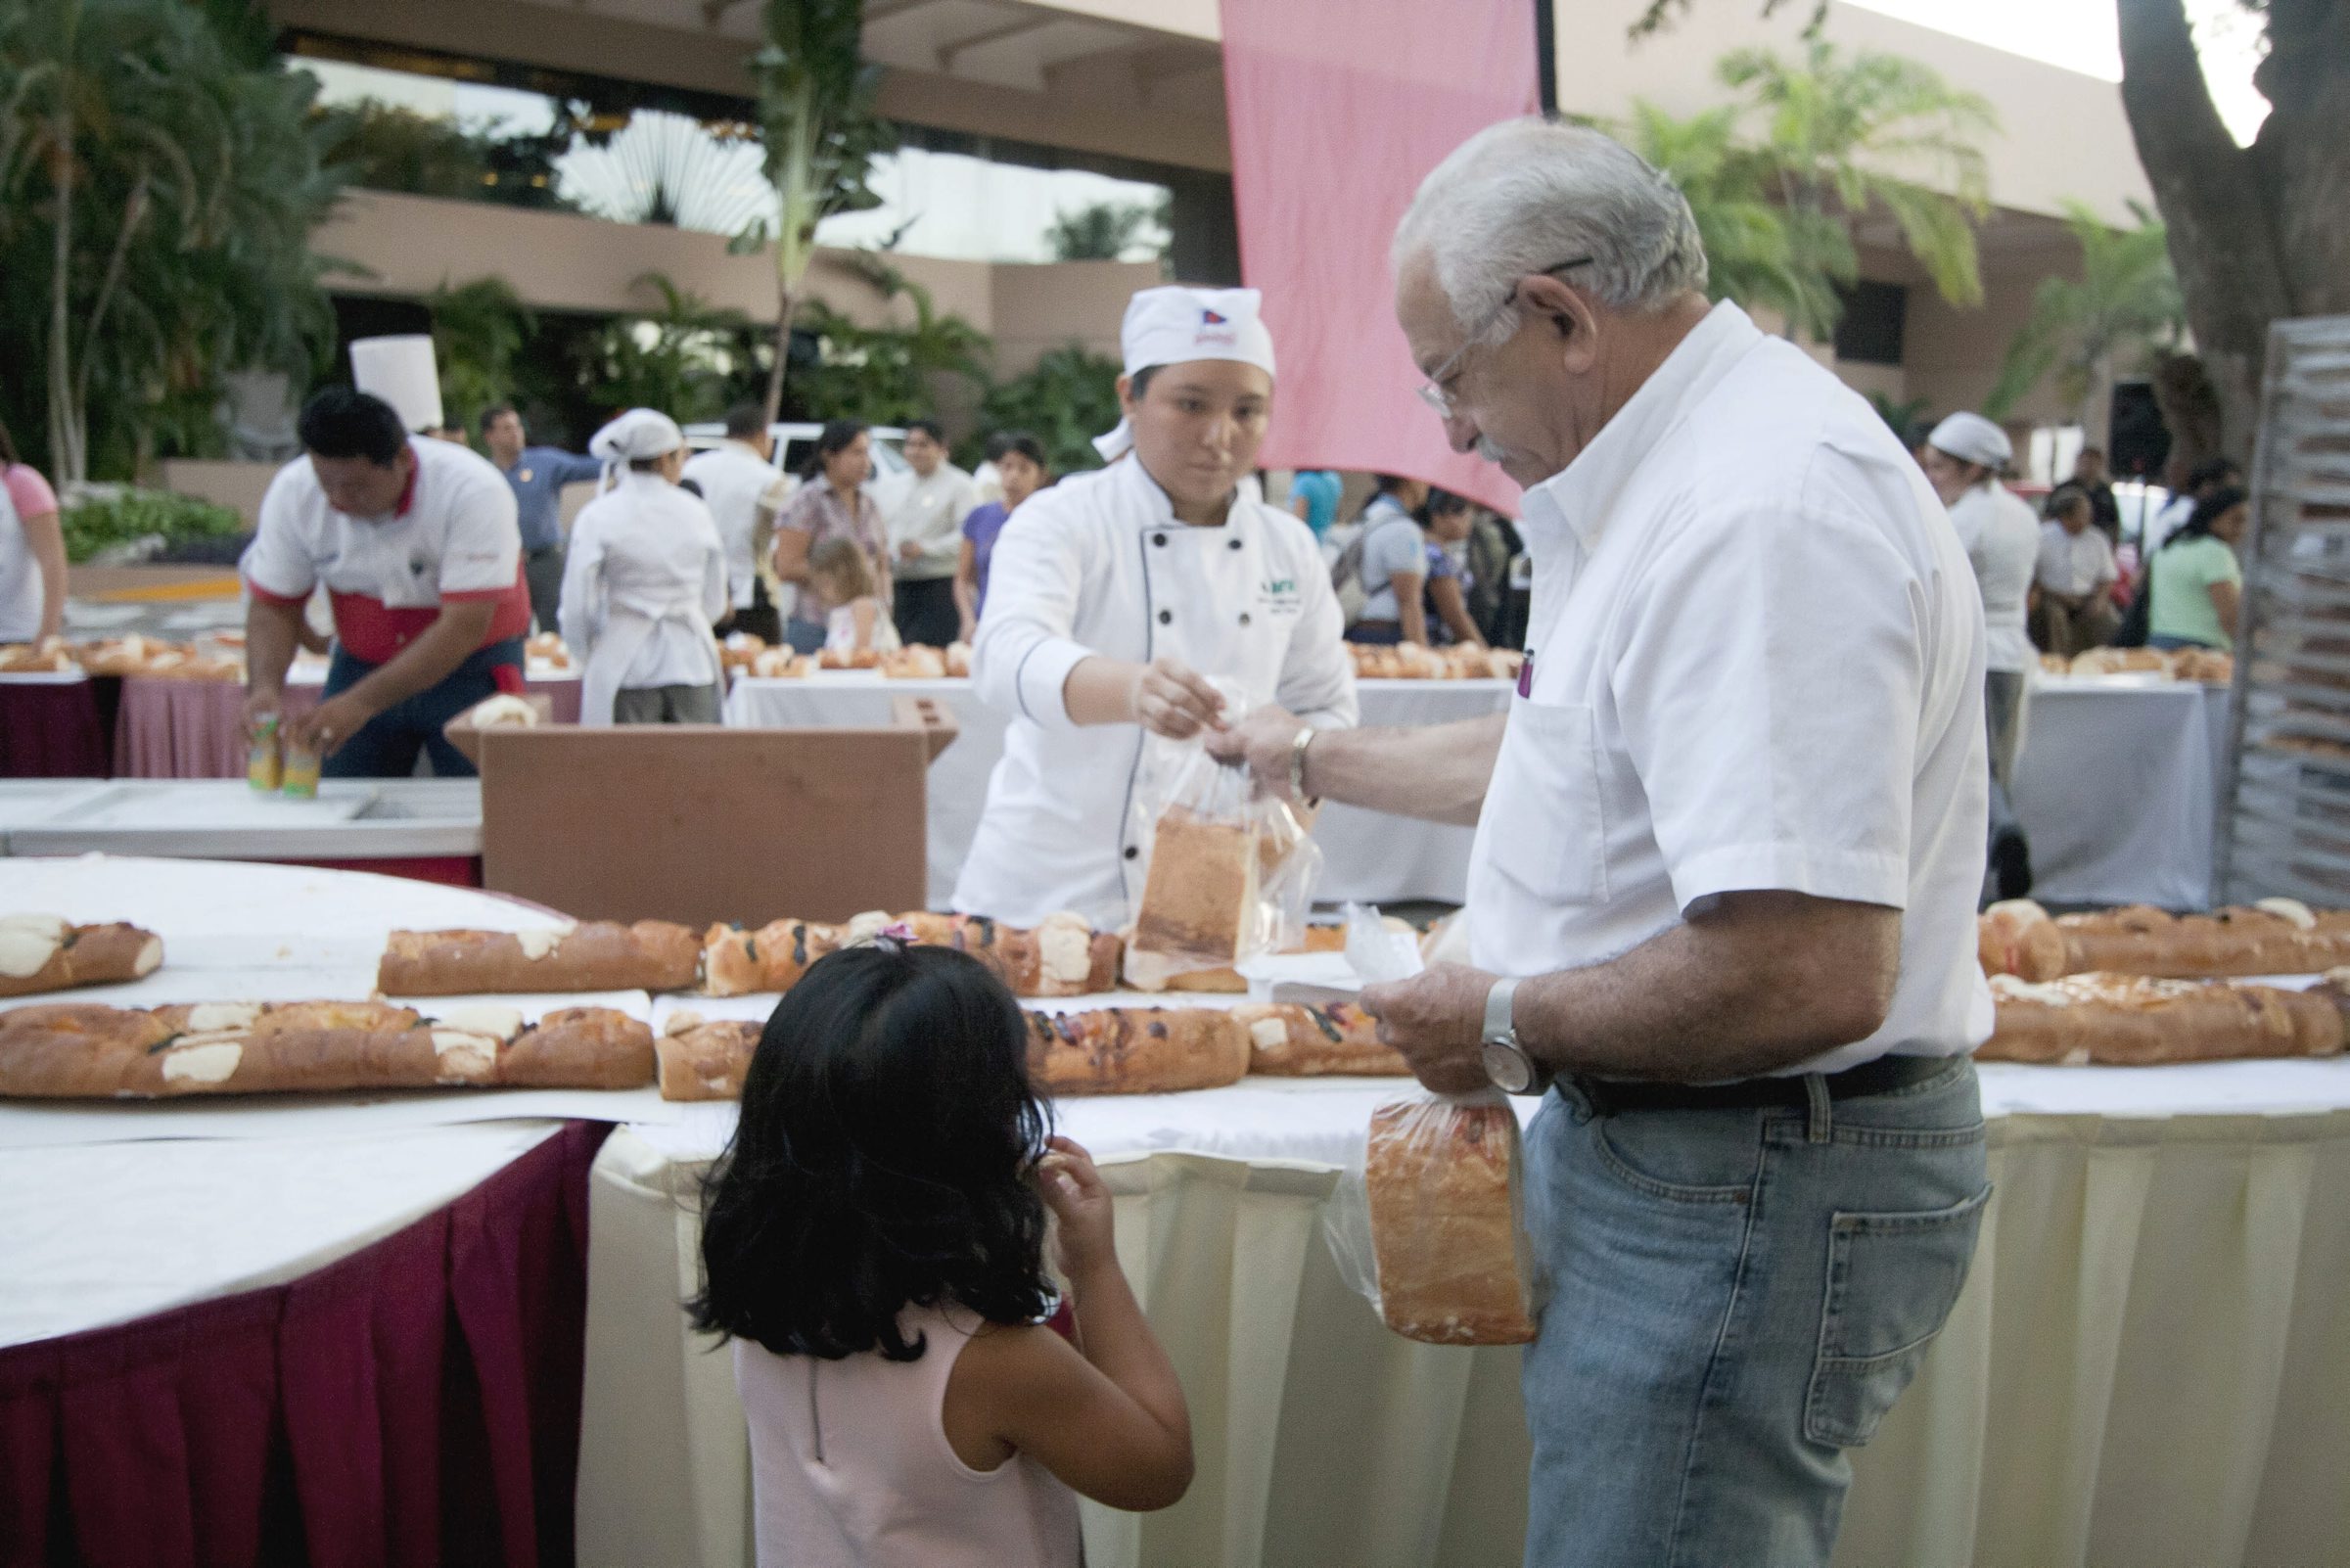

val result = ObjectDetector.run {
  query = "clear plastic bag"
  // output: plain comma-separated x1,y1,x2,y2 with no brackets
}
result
1323,904,1542,1346
1125,687,1324,983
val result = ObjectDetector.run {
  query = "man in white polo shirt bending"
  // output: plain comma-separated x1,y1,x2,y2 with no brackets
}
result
1214,121,1992,1566
242,388,532,777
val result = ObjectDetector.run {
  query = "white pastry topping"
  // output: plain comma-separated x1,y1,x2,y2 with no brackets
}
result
2059,1047,2093,1067
665,1010,706,1036
846,910,893,945
0,913,70,941
0,926,63,978
1248,1017,1289,1051
469,694,541,728
1037,912,1093,989
161,1040,244,1084
185,1002,263,1033
515,928,570,961
435,1004,525,1041
133,936,162,976
431,1031,500,1082
2255,898,2317,931
1987,974,2076,1006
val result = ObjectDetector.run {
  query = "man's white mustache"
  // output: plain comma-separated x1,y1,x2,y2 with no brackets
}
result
1475,436,1508,465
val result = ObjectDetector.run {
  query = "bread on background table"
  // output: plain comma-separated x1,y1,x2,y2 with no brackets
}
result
1229,1000,1406,1076
0,917,163,998
378,922,701,995
1022,1005,1251,1096
655,1013,762,1101
1976,899,2350,981
1979,972,2346,1066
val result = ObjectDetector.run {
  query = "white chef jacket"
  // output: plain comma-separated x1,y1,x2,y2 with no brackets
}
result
2036,521,2117,598
559,473,729,722
1468,301,1992,1076
956,456,1359,928
885,463,979,583
1947,482,2041,674
0,481,33,643
680,440,789,611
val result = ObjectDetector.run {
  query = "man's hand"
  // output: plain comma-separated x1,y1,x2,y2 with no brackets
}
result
1205,705,1310,801
242,687,286,742
899,539,923,563
1359,962,1498,1095
287,691,379,759
1130,657,1226,740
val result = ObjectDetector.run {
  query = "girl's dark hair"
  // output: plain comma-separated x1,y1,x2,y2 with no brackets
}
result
2043,483,2091,522
801,419,869,483
1419,488,1470,523
1372,473,1410,495
996,432,1048,471
2164,484,2249,551
689,944,1053,1361
0,414,19,469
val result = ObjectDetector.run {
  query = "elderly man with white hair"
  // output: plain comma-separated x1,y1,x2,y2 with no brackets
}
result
1921,411,2041,787
1214,121,1992,1565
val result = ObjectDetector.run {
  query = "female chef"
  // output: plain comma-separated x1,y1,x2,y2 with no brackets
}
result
953,286,1358,929
559,409,730,725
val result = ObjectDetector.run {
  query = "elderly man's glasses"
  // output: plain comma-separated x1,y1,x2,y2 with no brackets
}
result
1415,256,1595,419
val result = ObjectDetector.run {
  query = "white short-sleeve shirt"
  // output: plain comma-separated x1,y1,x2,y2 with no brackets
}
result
1467,301,1993,1074
2036,521,2118,598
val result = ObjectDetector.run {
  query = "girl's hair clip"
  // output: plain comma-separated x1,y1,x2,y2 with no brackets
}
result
865,921,918,953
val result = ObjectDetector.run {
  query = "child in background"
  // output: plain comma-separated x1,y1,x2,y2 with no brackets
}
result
806,535,901,658
691,943,1193,1567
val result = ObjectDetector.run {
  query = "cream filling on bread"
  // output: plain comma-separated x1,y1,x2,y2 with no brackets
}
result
161,1039,245,1084
1247,1016,1289,1051
1037,912,1094,990
515,928,570,961
665,1010,706,1036
133,936,162,976
2255,897,2318,931
185,1002,263,1033
0,929,62,978
429,1005,525,1083
845,910,893,945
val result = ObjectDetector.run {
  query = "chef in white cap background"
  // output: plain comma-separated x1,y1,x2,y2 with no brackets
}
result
1919,411,2040,787
953,285,1359,929
559,408,731,726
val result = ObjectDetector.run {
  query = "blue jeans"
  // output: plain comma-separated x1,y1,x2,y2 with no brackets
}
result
1521,1057,1988,1567
2146,632,2221,652
320,637,523,779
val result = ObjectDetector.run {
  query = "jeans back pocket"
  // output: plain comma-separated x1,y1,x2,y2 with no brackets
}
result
1804,1183,1990,1448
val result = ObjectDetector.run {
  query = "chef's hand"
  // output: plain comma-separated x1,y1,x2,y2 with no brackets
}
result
242,687,285,742
1131,657,1225,741
287,691,377,759
1360,963,1498,1095
899,540,923,563
1205,705,1309,801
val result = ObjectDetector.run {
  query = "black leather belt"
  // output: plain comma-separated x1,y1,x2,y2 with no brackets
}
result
1570,1051,1958,1117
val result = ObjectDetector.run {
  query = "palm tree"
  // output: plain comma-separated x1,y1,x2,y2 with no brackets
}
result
430,277,536,436
1986,201,2185,443
739,0,894,424
1722,40,1996,332
1045,200,1163,262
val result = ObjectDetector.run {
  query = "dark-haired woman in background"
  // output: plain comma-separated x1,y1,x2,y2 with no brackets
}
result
771,419,890,655
0,416,65,647
692,942,1192,1566
952,432,1049,644
2144,484,2248,651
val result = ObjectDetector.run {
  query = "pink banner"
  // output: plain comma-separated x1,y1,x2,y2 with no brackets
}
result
1220,0,1538,517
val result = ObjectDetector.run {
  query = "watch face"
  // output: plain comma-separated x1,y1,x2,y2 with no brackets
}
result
1482,1039,1535,1094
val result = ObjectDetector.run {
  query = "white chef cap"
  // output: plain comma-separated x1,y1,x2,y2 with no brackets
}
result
589,408,686,462
1092,286,1278,461
1926,412,2011,471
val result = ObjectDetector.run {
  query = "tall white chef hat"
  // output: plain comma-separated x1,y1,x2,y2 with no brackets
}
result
1092,286,1278,461
589,408,686,463
1926,411,2012,471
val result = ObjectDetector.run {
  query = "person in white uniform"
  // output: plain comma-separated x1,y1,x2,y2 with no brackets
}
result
1920,411,2040,788
682,403,792,644
1212,121,1990,1567
560,409,730,726
953,286,1358,929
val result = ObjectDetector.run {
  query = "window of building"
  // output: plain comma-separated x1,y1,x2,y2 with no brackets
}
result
1832,280,1909,367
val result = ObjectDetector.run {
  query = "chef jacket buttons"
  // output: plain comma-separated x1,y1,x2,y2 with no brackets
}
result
1124,846,1139,859
1158,609,1173,624
1227,537,1244,550
1238,613,1252,625
1153,531,1168,546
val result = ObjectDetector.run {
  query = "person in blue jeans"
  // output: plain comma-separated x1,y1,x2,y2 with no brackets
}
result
1214,119,1991,1567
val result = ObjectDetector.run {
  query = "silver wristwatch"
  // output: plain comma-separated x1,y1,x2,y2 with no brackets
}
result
1480,975,1548,1095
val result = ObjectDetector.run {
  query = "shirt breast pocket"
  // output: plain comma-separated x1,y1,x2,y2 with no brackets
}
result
1483,698,1608,906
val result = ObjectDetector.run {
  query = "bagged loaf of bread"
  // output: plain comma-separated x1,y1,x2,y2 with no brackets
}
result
1337,1092,1540,1345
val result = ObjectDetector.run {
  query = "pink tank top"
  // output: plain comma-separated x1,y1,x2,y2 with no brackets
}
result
736,1304,1084,1568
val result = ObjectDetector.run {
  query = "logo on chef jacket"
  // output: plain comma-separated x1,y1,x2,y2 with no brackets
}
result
1258,575,1304,616
408,552,431,579
1193,306,1237,349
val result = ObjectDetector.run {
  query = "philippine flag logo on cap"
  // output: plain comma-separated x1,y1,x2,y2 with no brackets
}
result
1201,308,1228,325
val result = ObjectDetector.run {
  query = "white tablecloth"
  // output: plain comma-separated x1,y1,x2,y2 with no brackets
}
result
721,674,1511,908
2010,677,2231,908
0,856,629,1347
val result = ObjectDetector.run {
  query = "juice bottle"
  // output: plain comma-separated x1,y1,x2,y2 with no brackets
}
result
282,736,322,799
247,713,282,792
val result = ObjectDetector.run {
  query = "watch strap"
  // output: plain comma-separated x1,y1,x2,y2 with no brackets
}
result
1482,975,1520,1042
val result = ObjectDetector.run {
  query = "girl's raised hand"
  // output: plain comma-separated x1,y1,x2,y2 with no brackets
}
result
1037,1135,1115,1279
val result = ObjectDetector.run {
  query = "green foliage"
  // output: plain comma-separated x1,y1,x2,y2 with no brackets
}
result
791,254,989,424
1045,200,1165,262
430,277,537,435
314,98,580,212
1623,40,1992,342
975,346,1123,477
572,273,754,426
59,487,245,564
1987,201,2185,425
1866,391,1935,445
0,0,346,482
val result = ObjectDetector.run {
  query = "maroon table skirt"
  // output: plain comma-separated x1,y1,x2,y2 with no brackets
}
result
0,1121,610,1568
114,677,584,781
0,681,111,778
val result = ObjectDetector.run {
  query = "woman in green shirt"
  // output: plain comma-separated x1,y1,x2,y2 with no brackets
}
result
2146,484,2248,650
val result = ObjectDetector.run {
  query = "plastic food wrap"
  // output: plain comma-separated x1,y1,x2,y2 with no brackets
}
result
1124,694,1322,986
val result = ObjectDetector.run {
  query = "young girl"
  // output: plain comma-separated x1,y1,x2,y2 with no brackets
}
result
806,535,902,658
692,943,1193,1566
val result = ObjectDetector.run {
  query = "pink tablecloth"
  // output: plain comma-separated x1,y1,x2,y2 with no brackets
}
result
0,680,111,778
113,675,582,780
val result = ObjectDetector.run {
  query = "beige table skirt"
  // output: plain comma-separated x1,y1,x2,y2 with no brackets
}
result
577,1110,2350,1568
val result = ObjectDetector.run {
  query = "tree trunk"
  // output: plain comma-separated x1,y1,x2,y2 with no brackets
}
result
2115,0,2349,461
762,283,800,427
46,134,80,486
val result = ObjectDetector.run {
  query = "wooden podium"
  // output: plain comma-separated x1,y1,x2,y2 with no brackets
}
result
468,697,957,927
